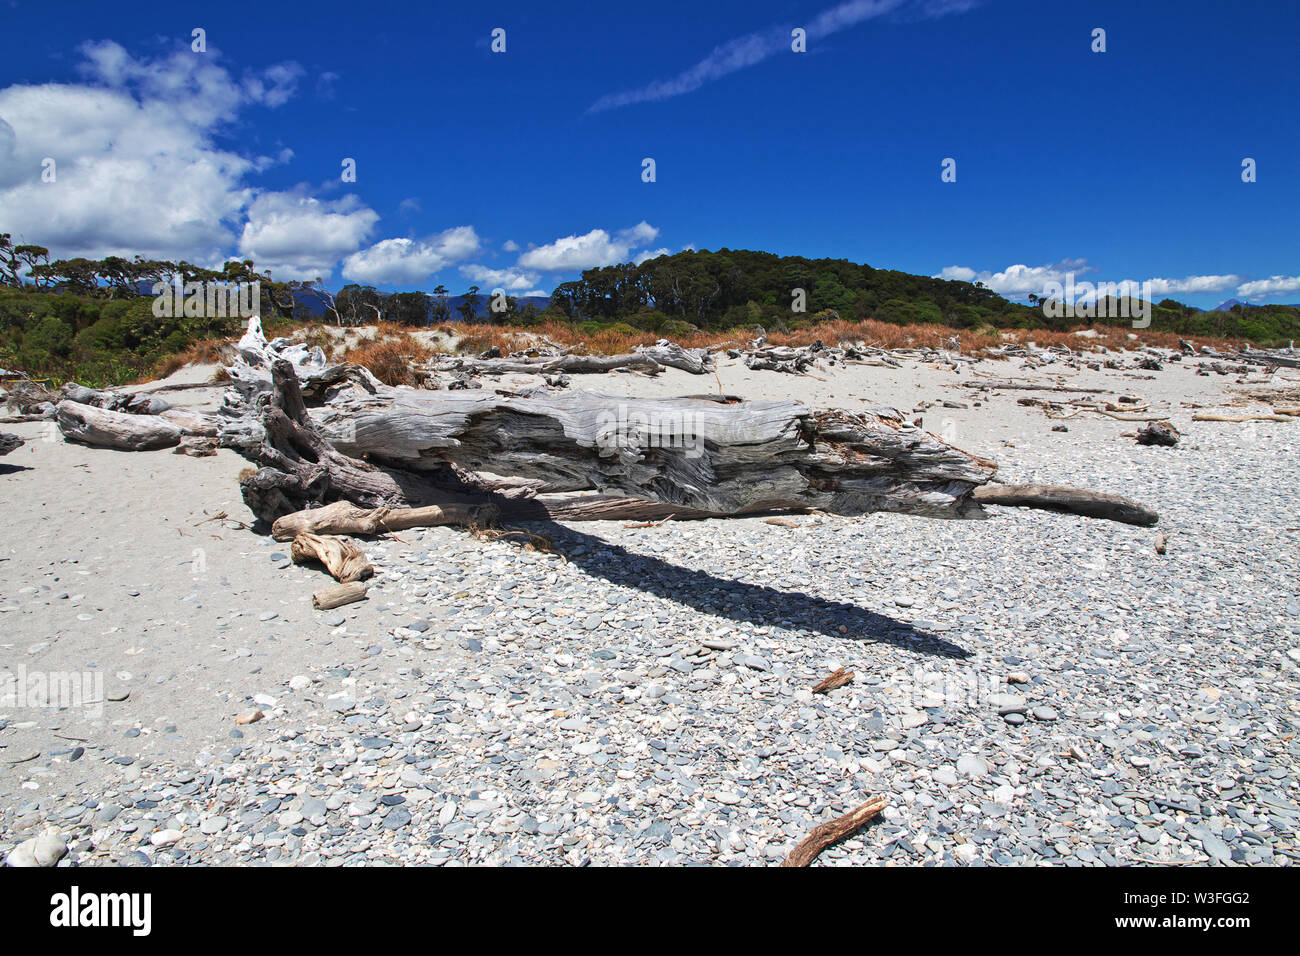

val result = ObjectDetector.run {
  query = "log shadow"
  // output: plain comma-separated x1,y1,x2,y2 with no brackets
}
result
529,522,970,660
0,463,33,476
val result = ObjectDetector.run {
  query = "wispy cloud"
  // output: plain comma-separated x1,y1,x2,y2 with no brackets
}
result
588,0,974,113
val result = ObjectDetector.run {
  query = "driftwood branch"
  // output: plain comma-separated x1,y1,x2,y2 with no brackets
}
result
780,796,887,867
312,580,368,610
271,499,492,542
290,532,374,582
811,667,854,694
971,483,1159,526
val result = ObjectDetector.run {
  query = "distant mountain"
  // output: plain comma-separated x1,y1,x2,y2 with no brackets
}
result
1211,298,1245,311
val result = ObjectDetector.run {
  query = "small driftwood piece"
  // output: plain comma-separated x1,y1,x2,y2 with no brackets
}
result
312,580,368,610
56,400,182,451
971,483,1159,526
811,667,854,694
1136,421,1180,446
780,796,887,867
272,499,492,542
1192,412,1293,423
290,532,374,582
965,380,1109,394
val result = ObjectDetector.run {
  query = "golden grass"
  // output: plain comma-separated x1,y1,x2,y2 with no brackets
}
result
344,332,433,386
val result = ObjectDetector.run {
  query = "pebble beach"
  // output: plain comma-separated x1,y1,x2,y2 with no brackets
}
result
2,351,1298,866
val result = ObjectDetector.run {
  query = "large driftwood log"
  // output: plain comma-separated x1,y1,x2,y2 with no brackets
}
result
57,401,182,451
290,532,374,582
60,382,173,415
971,483,1159,526
271,499,491,542
0,432,23,456
314,386,996,519
217,327,1159,528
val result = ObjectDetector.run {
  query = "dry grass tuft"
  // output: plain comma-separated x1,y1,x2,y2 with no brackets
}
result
344,332,434,386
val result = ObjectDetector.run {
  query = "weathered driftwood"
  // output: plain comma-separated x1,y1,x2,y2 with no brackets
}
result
271,499,491,542
1136,422,1180,446
432,340,712,377
964,379,1109,394
811,667,854,694
60,382,172,415
971,483,1159,526
216,325,1159,528
0,432,22,456
1201,346,1300,369
780,796,887,867
159,408,222,436
222,355,997,523
1192,412,1293,423
312,580,368,610
56,400,182,451
315,385,998,519
290,532,374,583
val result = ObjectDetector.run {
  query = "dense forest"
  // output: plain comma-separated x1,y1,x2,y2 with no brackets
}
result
2,232,1297,386
551,249,1300,343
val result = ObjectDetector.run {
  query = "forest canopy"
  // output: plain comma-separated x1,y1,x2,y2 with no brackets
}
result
2,232,1296,386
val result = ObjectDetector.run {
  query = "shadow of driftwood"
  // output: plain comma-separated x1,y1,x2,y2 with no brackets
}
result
532,522,970,660
0,463,34,476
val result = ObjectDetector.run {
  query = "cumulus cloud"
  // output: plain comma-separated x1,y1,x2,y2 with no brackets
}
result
340,226,482,285
934,259,1092,296
240,192,381,281
458,262,542,292
588,0,973,112
938,260,1263,301
518,222,661,271
1145,274,1241,297
0,40,325,267
1236,275,1300,300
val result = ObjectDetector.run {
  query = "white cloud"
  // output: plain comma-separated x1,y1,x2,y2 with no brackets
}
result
633,247,672,265
0,41,328,269
939,260,1254,301
238,192,379,281
588,0,975,112
458,263,542,292
502,239,519,252
1236,275,1300,300
1145,274,1241,296
518,222,661,271
340,226,482,286
935,259,1091,296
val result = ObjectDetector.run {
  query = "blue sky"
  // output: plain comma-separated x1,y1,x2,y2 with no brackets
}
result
0,0,1296,307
